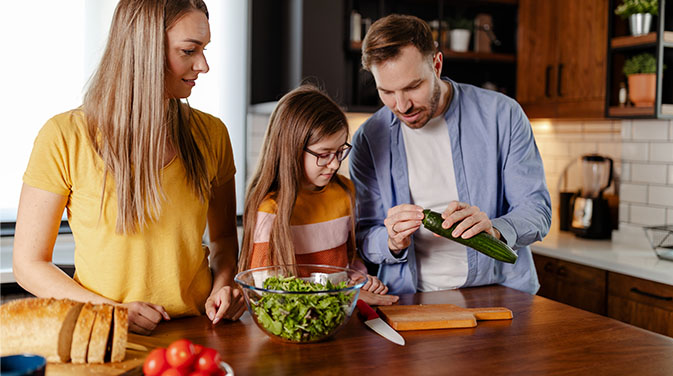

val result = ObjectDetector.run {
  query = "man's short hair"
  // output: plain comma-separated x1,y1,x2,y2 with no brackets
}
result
361,14,436,71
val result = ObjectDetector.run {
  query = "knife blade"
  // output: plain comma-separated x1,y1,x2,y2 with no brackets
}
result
356,299,405,346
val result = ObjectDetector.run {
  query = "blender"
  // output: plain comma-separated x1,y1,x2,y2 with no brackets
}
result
570,154,614,239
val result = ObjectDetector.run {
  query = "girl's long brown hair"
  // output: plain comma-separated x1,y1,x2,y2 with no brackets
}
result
239,85,355,271
82,0,210,234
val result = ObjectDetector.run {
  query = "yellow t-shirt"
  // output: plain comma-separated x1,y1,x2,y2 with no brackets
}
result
23,108,235,317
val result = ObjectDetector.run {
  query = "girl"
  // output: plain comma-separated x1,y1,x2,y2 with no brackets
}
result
13,0,245,334
238,85,398,305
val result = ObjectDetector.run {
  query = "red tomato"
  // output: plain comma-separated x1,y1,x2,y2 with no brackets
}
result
166,339,196,369
161,368,190,376
196,347,222,373
193,344,204,356
143,348,170,376
187,372,211,376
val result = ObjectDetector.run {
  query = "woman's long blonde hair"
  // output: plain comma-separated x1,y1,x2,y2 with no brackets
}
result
83,0,210,234
239,85,355,271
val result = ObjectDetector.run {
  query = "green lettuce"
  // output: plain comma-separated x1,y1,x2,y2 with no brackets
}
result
252,275,354,342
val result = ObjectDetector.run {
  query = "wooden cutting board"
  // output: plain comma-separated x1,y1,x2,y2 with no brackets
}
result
377,304,513,331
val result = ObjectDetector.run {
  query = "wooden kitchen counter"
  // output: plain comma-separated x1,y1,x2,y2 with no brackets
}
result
47,285,673,375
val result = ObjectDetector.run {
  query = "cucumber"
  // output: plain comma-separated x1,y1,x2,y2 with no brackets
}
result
421,209,518,264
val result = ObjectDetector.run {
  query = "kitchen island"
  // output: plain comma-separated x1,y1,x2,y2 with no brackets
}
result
47,285,673,375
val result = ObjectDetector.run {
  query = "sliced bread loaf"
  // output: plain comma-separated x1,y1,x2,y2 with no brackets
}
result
69,302,97,363
110,306,128,362
86,303,113,364
0,298,83,362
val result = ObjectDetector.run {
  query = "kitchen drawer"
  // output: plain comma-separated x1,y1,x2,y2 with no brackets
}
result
607,272,673,337
533,254,607,315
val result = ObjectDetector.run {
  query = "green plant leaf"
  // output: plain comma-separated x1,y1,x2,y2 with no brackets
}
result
623,53,657,75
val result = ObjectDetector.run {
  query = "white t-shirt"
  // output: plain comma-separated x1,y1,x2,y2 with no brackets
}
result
401,114,468,291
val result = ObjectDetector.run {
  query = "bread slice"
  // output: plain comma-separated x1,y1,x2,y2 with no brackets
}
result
0,298,83,362
86,303,113,363
110,306,128,362
70,302,97,363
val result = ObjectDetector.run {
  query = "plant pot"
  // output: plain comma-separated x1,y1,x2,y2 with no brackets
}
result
628,13,652,36
449,29,471,52
627,73,656,107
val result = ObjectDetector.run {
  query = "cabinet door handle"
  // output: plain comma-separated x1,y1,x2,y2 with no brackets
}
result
556,266,567,277
557,63,564,97
630,287,673,301
545,65,552,98
544,262,554,273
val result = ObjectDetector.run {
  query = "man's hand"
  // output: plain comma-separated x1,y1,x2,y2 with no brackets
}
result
441,201,500,240
122,301,170,335
358,290,399,306
205,285,247,325
384,204,424,252
361,275,389,294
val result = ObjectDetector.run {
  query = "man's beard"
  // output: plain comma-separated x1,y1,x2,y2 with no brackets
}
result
398,78,442,129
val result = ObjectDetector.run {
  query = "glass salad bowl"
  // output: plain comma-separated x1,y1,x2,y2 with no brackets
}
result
234,264,367,343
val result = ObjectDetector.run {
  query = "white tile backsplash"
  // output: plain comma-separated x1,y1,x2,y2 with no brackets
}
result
621,120,632,140
649,143,673,162
620,183,648,203
619,203,629,223
648,185,673,206
631,120,670,140
538,118,672,229
621,142,649,161
629,204,667,226
597,142,621,160
630,163,667,184
569,142,598,158
621,162,631,181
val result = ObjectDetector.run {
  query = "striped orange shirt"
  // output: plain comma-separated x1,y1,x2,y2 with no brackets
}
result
249,177,355,269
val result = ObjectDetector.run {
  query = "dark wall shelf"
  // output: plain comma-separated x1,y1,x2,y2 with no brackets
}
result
605,0,673,119
345,0,519,110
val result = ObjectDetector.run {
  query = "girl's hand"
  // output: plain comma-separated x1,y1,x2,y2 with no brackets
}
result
362,275,389,295
358,290,399,306
122,301,170,335
205,286,247,325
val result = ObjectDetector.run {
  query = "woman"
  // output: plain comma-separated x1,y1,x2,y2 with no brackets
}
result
13,0,245,334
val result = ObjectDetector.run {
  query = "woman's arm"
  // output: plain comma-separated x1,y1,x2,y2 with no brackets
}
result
13,184,110,302
204,177,246,324
13,184,169,335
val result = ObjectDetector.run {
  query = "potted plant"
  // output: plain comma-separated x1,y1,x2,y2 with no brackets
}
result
448,17,473,52
623,53,657,107
614,0,658,36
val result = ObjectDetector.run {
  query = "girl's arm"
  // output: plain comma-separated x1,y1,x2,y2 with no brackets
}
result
13,184,168,334
205,177,246,324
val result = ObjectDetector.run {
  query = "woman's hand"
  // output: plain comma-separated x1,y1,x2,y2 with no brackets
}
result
361,275,389,294
205,285,247,325
122,301,170,335
358,290,399,306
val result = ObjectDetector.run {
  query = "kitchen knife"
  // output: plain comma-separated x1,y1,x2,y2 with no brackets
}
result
356,300,405,346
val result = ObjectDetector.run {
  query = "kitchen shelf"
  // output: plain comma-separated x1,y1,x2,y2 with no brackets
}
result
441,49,516,63
611,31,673,49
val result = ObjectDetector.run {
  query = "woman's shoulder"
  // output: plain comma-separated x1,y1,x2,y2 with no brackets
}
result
189,107,226,131
39,109,88,138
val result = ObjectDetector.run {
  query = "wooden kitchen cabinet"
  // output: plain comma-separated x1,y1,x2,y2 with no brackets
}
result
517,0,609,118
533,254,607,315
608,272,673,337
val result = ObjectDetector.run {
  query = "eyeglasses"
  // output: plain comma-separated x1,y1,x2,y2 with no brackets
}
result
304,143,352,167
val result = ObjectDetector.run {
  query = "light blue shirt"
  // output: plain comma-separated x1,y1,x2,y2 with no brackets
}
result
349,79,551,295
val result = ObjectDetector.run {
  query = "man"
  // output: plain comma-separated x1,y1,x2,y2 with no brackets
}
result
349,14,551,295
